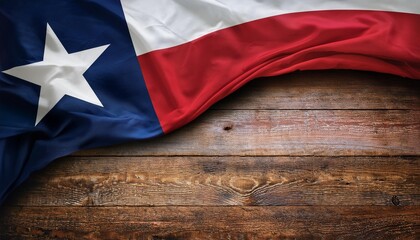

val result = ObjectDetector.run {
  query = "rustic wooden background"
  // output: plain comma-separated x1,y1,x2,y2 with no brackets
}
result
1,70,419,239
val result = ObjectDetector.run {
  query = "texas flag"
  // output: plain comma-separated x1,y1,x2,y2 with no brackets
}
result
0,0,419,203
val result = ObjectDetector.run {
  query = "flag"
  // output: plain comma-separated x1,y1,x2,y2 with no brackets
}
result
0,0,419,203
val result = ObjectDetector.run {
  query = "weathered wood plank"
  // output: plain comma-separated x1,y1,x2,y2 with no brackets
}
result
4,156,418,206
76,110,420,156
0,206,418,239
2,71,418,240
212,70,420,110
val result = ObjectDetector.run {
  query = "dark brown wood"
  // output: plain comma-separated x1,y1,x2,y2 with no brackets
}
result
1,70,419,239
75,110,420,156
212,70,420,110
1,206,418,239
4,156,419,207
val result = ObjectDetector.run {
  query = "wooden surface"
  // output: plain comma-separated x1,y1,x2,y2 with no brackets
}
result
1,70,419,239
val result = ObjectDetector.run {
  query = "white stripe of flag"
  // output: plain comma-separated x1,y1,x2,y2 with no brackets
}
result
120,0,420,55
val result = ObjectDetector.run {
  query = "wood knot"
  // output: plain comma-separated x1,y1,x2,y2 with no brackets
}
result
391,195,400,206
223,124,233,131
229,177,259,194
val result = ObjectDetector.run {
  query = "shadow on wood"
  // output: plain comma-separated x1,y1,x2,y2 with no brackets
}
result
1,70,419,239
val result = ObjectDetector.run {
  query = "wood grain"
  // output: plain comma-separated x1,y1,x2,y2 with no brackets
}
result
212,70,420,110
76,110,420,156
1,206,418,239
4,156,419,207
1,70,419,239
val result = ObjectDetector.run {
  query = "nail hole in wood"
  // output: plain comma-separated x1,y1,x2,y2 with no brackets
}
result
223,124,233,131
391,195,400,206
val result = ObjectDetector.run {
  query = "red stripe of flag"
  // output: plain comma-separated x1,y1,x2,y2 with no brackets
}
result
139,10,420,133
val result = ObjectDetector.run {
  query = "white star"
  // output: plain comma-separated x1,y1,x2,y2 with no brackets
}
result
2,23,109,125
